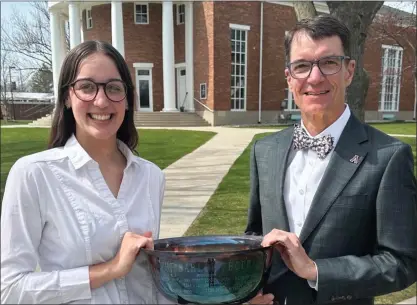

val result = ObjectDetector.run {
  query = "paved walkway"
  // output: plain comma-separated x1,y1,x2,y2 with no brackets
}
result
158,127,268,238
397,296,416,304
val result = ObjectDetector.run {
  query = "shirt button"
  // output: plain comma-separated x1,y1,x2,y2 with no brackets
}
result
297,222,302,227
299,189,304,195
309,160,314,166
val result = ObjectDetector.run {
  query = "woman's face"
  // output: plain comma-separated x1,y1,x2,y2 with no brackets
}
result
67,52,127,142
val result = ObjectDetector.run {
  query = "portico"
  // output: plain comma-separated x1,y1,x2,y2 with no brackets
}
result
48,1,194,112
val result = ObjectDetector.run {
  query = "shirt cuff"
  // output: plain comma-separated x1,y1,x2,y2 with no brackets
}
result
307,261,319,291
59,266,92,302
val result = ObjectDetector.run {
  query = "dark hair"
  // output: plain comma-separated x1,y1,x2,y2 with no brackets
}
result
48,40,138,150
284,15,351,63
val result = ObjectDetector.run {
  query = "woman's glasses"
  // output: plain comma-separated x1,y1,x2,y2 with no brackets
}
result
70,79,127,102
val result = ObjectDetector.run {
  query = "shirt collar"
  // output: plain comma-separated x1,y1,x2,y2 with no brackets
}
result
64,134,139,170
301,103,351,147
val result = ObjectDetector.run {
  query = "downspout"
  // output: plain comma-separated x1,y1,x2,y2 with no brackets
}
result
258,1,264,124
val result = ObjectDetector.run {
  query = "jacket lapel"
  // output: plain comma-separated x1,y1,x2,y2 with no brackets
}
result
269,128,294,232
299,115,369,244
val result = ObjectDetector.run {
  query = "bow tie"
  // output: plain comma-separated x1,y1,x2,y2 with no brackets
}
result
292,124,334,159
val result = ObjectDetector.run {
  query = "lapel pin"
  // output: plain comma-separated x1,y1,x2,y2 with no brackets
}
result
349,155,360,164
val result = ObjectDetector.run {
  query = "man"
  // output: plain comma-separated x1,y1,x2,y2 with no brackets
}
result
246,15,417,305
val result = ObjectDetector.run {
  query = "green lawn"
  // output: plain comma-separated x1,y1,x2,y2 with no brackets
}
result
0,128,216,203
0,119,31,125
369,122,416,135
185,131,416,304
240,122,416,136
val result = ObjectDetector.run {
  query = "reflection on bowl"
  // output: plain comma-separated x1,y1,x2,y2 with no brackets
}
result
143,235,273,304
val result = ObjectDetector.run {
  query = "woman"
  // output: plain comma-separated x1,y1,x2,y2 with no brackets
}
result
1,41,171,304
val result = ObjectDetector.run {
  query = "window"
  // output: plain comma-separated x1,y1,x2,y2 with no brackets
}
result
177,4,185,25
86,8,93,29
230,24,250,111
285,88,298,110
134,3,149,24
379,45,403,112
200,83,207,99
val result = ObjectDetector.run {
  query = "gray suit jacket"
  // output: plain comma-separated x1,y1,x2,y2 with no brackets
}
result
245,115,417,305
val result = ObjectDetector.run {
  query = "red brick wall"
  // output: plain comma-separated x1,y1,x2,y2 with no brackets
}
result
80,3,415,115
122,3,164,111
194,2,214,110
213,1,261,111
174,4,186,64
1,103,53,120
262,3,297,111
365,23,415,112
83,4,112,43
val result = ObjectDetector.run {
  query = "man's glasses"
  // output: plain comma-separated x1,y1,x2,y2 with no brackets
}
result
69,79,127,102
287,55,351,79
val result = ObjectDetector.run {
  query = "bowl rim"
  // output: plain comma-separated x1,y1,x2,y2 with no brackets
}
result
142,234,272,257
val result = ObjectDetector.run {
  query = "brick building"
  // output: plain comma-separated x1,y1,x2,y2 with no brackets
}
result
48,1,416,126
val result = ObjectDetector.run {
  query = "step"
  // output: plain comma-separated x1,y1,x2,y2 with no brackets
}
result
29,112,210,127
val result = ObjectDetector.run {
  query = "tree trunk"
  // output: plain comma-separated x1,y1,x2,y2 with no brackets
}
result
327,1,384,122
293,2,317,20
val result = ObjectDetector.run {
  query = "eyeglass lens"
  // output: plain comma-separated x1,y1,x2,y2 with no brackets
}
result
73,79,127,102
290,56,344,79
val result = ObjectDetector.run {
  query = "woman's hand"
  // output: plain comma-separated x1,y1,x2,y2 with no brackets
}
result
89,231,154,289
110,231,154,279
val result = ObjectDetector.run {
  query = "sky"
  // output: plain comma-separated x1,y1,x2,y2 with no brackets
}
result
1,2,32,20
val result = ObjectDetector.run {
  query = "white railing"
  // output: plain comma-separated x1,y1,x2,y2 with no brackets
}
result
193,98,213,113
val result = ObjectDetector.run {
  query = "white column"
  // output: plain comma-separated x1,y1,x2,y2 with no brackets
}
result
50,10,63,103
162,1,177,111
111,1,125,57
60,18,68,59
68,2,81,49
185,2,194,111
80,22,84,43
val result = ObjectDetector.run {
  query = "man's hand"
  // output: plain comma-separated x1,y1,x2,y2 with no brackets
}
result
262,229,317,281
248,291,275,304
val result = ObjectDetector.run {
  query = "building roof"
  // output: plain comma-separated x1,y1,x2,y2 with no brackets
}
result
2,92,54,100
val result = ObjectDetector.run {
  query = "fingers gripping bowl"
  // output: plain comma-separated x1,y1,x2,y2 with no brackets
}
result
143,235,273,304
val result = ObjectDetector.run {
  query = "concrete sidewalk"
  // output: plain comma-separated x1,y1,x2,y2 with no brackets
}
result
397,296,416,304
158,127,263,238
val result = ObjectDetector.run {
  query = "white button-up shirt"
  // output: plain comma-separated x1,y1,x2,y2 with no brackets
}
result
1,135,172,304
283,105,351,290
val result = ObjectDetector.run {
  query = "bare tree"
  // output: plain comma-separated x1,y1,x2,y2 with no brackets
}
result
370,3,416,119
1,2,69,71
0,48,18,122
291,1,384,122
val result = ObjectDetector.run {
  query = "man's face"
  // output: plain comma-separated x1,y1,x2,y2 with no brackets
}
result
285,33,355,120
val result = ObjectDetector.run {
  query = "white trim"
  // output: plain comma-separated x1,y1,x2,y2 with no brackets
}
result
134,2,149,25
200,83,207,100
176,67,187,109
176,3,185,25
379,45,403,112
258,1,264,123
381,44,403,51
229,23,251,31
133,62,154,68
134,65,154,112
86,8,93,29
185,2,194,111
230,27,249,111
243,27,248,112
174,62,186,68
